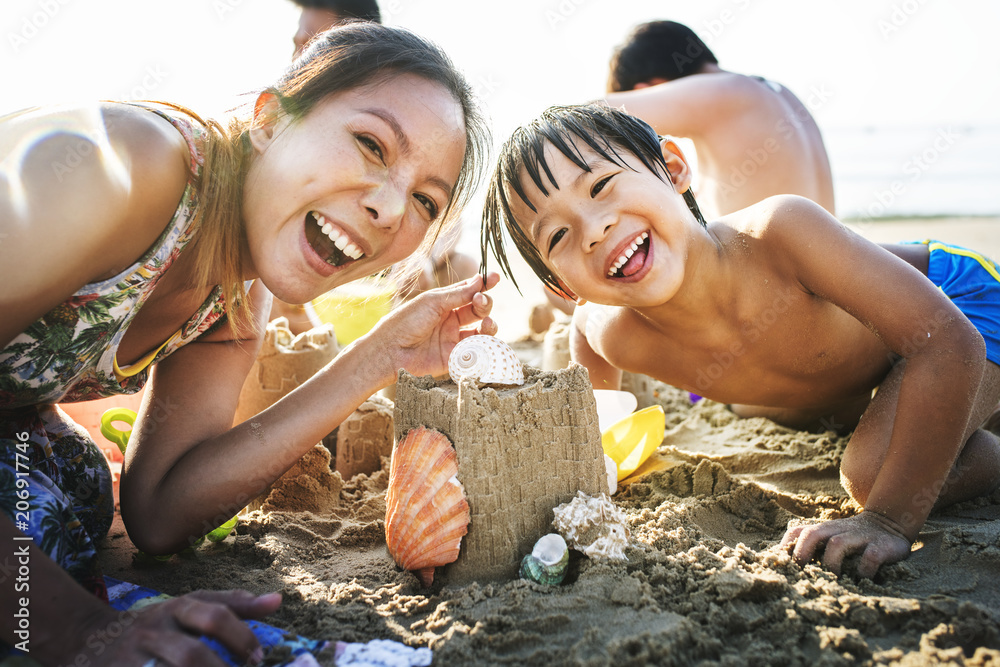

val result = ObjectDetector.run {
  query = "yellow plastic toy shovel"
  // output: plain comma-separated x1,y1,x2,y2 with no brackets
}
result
601,405,666,481
100,407,136,455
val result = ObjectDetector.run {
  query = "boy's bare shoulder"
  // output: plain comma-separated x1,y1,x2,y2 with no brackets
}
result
721,195,834,242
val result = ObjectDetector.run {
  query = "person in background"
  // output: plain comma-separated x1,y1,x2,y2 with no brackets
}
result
604,19,834,218
292,0,381,58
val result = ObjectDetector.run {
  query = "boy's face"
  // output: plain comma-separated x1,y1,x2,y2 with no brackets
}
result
508,140,698,308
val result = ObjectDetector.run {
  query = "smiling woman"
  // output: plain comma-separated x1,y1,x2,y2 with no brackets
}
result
0,22,496,666
243,73,469,305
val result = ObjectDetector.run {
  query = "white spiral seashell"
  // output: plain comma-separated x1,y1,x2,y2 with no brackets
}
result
448,335,525,386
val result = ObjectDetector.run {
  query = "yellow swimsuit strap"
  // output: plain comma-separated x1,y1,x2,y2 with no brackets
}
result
113,330,181,381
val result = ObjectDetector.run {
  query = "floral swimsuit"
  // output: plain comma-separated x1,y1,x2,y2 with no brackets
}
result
1,102,226,586
0,104,227,620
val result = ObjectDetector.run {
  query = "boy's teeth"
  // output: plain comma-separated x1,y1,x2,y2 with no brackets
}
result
607,232,649,277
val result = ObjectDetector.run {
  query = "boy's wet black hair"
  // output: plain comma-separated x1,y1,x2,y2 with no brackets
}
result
481,103,706,295
608,21,718,92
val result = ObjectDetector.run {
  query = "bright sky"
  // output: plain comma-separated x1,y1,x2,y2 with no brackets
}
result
3,0,998,128
2,0,998,222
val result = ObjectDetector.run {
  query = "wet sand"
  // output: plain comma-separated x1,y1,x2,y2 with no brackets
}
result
98,217,1000,665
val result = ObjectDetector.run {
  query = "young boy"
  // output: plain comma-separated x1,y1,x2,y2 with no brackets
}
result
481,104,1000,578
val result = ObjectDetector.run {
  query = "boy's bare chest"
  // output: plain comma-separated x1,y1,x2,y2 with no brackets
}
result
611,289,891,407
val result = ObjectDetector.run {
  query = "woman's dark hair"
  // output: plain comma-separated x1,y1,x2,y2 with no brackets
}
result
186,22,489,328
607,20,718,92
482,103,705,296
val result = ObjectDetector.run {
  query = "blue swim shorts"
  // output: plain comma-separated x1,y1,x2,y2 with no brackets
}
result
915,239,1000,366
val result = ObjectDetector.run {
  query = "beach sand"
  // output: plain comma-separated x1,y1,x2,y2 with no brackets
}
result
97,217,1000,665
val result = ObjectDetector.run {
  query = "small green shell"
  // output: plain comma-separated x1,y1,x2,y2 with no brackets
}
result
519,534,569,585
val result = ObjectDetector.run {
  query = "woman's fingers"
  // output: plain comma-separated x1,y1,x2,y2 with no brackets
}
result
142,632,231,667
476,316,498,336
186,589,282,619
142,591,279,665
819,532,868,575
789,523,831,566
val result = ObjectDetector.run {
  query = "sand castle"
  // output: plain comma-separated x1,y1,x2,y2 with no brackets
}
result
237,319,395,511
392,363,608,583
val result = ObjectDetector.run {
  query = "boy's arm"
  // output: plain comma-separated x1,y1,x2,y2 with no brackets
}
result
600,75,742,140
765,196,985,573
571,303,624,390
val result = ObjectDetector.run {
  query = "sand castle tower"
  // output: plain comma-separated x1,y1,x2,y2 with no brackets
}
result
393,364,608,583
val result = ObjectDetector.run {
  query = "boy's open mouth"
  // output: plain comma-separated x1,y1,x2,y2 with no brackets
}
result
305,211,365,267
607,232,650,278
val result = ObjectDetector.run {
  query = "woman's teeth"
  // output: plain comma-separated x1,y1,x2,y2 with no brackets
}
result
608,232,649,277
312,212,364,260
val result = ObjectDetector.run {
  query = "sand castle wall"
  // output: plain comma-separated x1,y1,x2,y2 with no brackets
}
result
393,364,607,583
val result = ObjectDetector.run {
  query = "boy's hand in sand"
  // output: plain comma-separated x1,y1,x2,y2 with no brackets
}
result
364,273,499,382
781,510,912,578
59,589,281,666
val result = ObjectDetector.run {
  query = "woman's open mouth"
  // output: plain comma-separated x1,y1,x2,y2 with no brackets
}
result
304,211,365,267
607,232,650,278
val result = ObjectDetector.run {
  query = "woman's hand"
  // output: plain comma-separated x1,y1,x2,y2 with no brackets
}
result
364,272,500,382
57,589,282,666
781,510,913,578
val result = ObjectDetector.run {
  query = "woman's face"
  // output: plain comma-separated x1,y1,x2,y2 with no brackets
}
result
243,73,467,304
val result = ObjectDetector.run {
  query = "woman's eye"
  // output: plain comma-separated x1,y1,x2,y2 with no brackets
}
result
359,135,384,162
591,175,613,197
548,228,566,253
414,194,439,220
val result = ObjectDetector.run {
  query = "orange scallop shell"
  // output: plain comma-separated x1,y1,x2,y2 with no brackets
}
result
385,426,470,586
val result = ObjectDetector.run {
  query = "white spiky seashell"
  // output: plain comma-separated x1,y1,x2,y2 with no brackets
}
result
448,335,524,386
552,491,629,561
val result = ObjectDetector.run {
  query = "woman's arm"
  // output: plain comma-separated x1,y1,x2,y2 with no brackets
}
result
121,274,499,554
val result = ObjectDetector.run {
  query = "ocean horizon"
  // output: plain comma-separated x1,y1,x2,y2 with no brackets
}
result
826,123,1000,221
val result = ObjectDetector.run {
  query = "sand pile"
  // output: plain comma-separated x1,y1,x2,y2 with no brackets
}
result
98,378,1000,666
